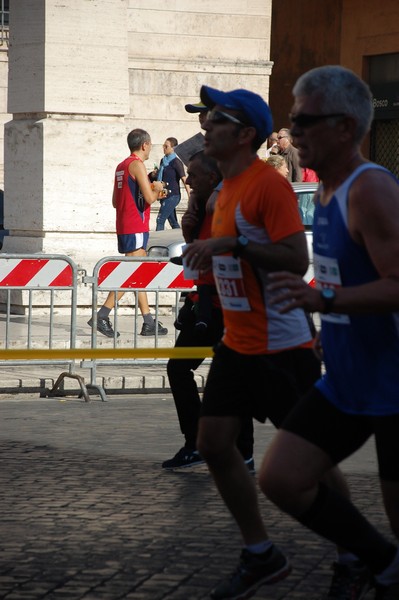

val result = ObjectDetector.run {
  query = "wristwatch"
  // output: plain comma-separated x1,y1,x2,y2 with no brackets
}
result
320,287,336,314
233,235,249,258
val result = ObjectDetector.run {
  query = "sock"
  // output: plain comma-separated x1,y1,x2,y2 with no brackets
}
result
246,540,273,555
98,306,111,318
299,482,397,573
143,313,154,326
375,547,399,586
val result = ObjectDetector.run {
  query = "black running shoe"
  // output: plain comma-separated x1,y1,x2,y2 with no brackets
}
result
326,561,373,599
162,447,204,469
140,321,168,336
88,317,120,338
210,546,291,600
374,582,399,599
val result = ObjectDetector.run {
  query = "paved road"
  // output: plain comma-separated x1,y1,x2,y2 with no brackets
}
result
0,393,388,599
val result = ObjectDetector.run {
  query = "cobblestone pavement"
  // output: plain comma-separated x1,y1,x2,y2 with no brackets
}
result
0,394,389,599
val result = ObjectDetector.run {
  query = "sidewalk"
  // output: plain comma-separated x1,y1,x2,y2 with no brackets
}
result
0,313,210,398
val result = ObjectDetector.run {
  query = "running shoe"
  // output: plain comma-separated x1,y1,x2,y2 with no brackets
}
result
140,321,168,336
325,561,373,599
162,447,205,469
210,545,291,599
88,317,120,338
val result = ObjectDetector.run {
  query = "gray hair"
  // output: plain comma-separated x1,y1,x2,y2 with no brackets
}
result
293,65,373,143
127,128,151,152
278,128,292,142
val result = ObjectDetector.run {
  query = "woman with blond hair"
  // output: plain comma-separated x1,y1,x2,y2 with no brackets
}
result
265,154,289,178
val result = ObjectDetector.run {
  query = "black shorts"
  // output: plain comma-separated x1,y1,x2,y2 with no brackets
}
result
282,387,399,481
201,342,321,425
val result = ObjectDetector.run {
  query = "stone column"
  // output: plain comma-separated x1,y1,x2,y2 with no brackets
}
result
3,0,129,278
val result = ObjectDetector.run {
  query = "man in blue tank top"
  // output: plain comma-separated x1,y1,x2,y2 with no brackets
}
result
261,65,399,600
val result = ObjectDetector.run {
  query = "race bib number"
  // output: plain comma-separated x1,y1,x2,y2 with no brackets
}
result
314,253,350,324
212,256,250,311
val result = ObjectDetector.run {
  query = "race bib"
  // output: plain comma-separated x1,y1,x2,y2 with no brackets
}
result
314,253,350,324
212,256,250,311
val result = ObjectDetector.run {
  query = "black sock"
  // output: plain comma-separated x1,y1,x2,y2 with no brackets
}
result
299,482,397,573
143,313,154,326
98,306,111,319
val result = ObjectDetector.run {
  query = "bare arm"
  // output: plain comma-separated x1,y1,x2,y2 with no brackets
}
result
112,181,117,208
292,146,303,182
182,189,219,243
180,175,191,200
343,169,399,311
181,191,200,243
183,231,309,276
129,160,163,205
205,189,219,215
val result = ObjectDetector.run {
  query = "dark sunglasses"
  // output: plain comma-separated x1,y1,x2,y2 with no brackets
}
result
289,113,346,128
206,109,248,127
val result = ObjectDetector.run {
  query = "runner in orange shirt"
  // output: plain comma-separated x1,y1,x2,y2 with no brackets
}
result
183,86,358,600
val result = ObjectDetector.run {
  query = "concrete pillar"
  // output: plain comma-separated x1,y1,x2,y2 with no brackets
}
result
3,0,129,271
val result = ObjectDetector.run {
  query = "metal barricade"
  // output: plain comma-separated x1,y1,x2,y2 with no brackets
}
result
0,253,92,400
83,256,196,401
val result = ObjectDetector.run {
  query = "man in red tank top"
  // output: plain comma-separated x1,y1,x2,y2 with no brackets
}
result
89,129,168,338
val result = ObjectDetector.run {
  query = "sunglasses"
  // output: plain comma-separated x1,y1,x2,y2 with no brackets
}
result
206,109,248,127
289,113,346,128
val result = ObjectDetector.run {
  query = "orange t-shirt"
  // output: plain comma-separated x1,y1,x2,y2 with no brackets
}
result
211,158,312,354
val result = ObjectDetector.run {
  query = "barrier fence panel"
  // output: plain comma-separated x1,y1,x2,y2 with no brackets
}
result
0,254,92,400
0,255,206,401
83,256,196,400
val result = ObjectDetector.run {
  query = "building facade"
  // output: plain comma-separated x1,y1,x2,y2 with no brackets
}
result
1,1,397,312
269,0,399,177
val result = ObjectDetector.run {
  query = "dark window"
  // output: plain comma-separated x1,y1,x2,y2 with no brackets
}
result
0,0,9,47
1,0,8,26
370,119,399,178
368,54,399,177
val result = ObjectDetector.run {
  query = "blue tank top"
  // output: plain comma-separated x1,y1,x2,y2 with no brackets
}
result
314,163,399,415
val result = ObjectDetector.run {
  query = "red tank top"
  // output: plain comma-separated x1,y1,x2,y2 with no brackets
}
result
114,154,151,234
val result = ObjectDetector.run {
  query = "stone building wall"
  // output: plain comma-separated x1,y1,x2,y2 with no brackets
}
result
125,2,273,227
0,1,273,309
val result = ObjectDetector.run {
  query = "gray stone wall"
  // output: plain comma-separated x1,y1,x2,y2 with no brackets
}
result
0,1,272,309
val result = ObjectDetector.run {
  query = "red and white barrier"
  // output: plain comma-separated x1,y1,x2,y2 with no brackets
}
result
97,260,194,290
0,258,73,287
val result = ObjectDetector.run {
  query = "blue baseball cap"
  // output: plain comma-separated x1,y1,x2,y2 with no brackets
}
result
200,85,273,145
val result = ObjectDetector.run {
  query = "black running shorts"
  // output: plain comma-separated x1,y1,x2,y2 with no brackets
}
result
201,342,321,425
282,386,399,481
